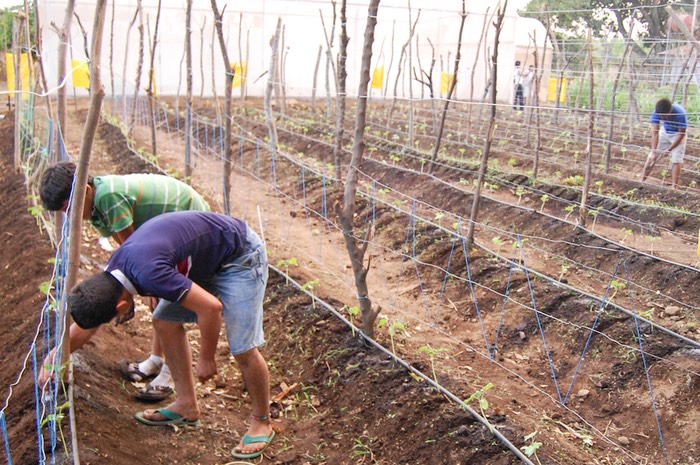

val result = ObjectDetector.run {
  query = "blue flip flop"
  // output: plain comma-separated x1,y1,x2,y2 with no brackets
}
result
134,408,200,427
231,429,276,459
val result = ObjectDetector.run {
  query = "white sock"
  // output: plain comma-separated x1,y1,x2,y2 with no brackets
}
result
150,363,174,388
137,354,163,377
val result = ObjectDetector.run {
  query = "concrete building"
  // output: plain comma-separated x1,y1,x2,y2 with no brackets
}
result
36,0,551,104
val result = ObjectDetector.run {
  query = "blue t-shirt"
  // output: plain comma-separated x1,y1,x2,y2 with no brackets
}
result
106,211,248,303
650,103,687,133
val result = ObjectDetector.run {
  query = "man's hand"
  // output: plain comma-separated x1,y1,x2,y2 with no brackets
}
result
195,356,218,383
37,348,59,387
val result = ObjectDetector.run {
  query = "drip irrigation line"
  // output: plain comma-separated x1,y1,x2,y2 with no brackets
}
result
353,154,700,278
115,100,700,355
174,108,696,322
270,106,700,236
270,265,537,465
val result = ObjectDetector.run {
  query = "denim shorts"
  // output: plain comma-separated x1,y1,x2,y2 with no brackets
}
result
152,227,268,355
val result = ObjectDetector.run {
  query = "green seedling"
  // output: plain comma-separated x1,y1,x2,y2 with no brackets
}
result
418,345,448,391
645,235,660,255
464,383,495,432
558,264,569,282
512,238,529,265
620,227,633,244
521,431,543,465
515,186,526,204
640,308,655,332
563,204,575,221
595,180,604,195
276,257,298,284
587,206,603,231
352,431,375,460
343,305,360,336
539,194,549,212
301,278,320,309
378,317,407,358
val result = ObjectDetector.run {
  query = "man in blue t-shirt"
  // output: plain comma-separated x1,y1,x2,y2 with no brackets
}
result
642,98,688,189
39,211,275,459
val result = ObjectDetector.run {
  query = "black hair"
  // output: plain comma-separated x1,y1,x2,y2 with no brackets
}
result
655,98,673,115
39,161,94,211
515,60,521,66
68,272,122,329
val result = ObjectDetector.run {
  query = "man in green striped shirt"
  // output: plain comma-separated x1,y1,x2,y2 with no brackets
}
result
40,161,210,400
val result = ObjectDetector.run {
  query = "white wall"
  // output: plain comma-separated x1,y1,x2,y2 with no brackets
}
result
38,0,550,104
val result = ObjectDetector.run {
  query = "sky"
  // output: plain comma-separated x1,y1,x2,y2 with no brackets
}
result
0,0,21,9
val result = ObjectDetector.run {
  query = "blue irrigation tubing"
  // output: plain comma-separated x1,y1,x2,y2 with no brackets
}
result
522,235,565,404
435,234,457,325
368,182,395,308
161,105,173,152
492,249,519,357
476,237,700,350
300,166,314,230
47,119,53,160
1,410,11,465
271,265,536,465
320,177,328,258
626,262,670,465
459,222,494,359
410,201,433,325
31,344,45,464
562,255,623,406
320,176,345,271
195,113,200,148
633,313,670,465
394,209,412,299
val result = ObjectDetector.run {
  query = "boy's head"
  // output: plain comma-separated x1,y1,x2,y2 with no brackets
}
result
39,161,94,212
655,98,673,118
69,272,130,329
515,60,521,66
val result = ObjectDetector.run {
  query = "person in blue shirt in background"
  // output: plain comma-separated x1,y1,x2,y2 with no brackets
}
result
642,98,688,189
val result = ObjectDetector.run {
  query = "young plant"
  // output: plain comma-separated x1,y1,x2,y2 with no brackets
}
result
645,235,660,255
521,431,543,465
343,305,360,337
352,431,375,461
539,194,549,212
276,257,298,284
378,317,407,358
595,180,604,195
558,264,569,282
301,278,320,309
417,345,448,391
515,186,526,204
587,206,603,231
512,238,529,265
640,308,655,332
464,383,495,432
563,204,575,221
620,227,633,244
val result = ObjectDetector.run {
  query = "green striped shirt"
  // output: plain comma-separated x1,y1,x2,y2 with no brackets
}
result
90,174,210,237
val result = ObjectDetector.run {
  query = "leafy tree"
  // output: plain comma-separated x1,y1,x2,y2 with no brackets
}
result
0,6,37,51
519,0,677,55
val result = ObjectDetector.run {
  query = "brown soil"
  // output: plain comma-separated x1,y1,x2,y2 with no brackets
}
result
1,96,699,465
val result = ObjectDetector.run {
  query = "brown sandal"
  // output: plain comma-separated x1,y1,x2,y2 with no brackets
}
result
133,383,174,402
119,360,156,383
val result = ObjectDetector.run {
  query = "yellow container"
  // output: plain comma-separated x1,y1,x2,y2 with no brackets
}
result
547,77,567,102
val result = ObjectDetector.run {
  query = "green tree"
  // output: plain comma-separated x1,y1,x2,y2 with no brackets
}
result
519,0,670,54
0,6,37,51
